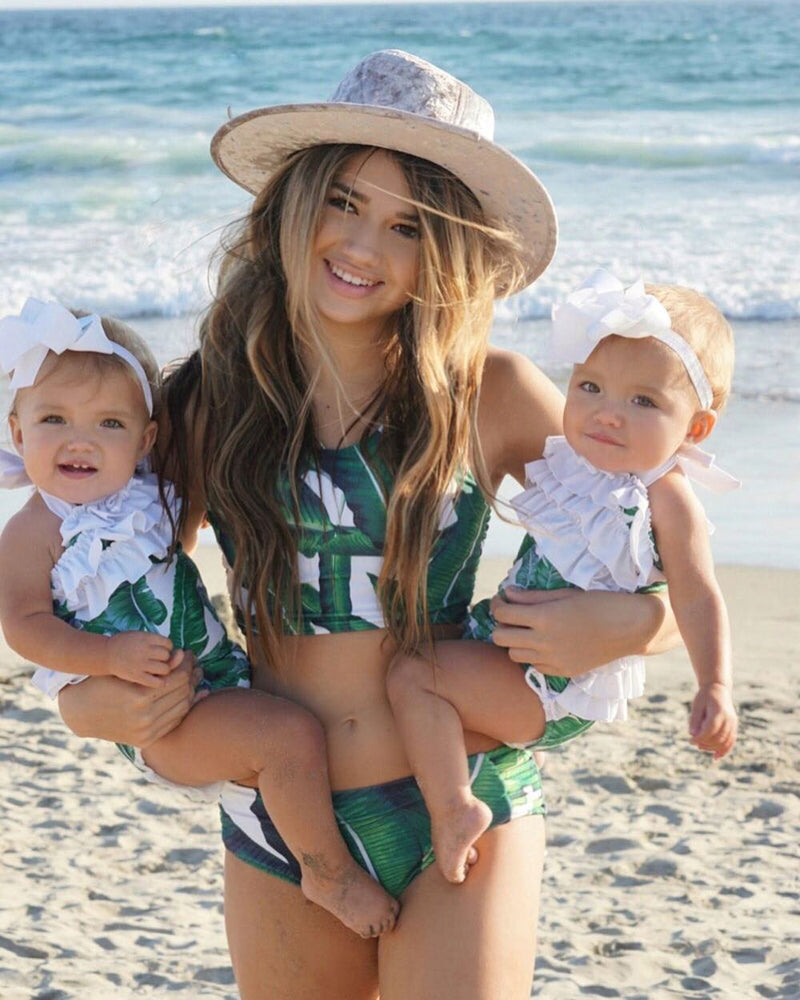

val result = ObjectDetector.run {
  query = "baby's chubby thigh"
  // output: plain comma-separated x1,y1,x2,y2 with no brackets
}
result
387,638,546,748
141,686,326,789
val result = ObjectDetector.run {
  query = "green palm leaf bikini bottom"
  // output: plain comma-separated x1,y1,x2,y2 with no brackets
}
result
220,744,545,897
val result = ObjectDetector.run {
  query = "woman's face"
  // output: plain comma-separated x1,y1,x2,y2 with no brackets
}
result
310,149,421,343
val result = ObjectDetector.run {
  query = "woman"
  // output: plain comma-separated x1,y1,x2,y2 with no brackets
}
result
58,50,675,999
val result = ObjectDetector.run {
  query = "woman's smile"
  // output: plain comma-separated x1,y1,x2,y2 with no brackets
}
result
324,258,383,295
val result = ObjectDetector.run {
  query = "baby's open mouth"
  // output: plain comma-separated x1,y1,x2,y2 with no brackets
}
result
58,462,97,476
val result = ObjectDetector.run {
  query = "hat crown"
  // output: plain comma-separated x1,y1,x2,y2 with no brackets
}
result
329,49,495,141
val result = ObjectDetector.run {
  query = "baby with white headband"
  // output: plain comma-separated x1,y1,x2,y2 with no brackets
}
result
387,269,740,884
0,299,400,939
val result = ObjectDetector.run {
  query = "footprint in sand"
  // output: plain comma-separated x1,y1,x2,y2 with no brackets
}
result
585,837,639,855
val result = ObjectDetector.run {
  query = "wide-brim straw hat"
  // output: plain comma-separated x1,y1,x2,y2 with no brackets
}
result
211,49,557,294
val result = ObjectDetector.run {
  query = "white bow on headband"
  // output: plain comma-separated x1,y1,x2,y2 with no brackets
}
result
551,269,714,410
0,298,153,415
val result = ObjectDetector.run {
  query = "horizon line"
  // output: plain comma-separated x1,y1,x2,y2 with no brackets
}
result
0,0,724,11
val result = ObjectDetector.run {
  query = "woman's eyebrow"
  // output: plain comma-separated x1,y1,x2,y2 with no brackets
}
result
332,179,366,203
331,180,420,221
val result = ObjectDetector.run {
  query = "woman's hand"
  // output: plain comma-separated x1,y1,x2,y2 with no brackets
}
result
490,586,677,676
58,650,204,748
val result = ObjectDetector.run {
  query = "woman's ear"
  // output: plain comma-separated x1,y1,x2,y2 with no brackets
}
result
685,409,717,445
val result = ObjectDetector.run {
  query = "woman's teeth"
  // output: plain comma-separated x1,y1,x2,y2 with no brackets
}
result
329,263,378,287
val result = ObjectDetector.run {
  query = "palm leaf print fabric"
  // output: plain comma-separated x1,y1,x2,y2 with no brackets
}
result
211,429,491,636
52,548,250,763
55,548,250,693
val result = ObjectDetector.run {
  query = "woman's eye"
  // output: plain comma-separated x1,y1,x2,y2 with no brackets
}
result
578,381,600,393
328,195,356,214
101,418,124,429
393,223,419,239
633,395,657,408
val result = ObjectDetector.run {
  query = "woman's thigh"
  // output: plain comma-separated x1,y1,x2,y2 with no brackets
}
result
378,815,545,1000
224,850,380,1000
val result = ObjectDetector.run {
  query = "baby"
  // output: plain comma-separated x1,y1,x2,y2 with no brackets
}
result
0,299,398,938
387,269,740,883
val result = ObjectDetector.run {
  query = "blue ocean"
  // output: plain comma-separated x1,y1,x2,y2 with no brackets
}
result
0,1,798,566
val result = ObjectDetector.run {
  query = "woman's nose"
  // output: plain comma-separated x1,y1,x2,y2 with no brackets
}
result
341,222,381,264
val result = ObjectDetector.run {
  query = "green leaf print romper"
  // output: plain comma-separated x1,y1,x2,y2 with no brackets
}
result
30,473,250,801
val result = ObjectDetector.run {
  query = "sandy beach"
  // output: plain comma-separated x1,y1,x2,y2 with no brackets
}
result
2,3,798,996
1,550,798,999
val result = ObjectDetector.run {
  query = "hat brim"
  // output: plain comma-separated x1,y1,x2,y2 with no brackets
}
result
211,103,557,292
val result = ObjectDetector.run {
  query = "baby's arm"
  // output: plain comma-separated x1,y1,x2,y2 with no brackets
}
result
0,504,174,687
648,472,737,759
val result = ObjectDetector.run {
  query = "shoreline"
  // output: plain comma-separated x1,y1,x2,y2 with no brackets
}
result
1,556,797,997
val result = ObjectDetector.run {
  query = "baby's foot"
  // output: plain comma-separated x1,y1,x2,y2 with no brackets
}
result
431,793,493,884
300,856,399,938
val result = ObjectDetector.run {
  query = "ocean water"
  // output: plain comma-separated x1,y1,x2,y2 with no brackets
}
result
0,1,798,567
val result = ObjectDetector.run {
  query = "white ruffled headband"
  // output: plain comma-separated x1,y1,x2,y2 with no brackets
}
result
0,298,154,415
551,269,714,410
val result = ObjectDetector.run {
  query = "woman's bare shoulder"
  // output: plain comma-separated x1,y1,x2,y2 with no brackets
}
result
479,347,564,484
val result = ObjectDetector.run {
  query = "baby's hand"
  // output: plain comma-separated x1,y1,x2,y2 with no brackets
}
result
689,683,737,760
104,631,175,687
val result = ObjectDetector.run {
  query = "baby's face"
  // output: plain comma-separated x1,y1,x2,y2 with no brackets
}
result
563,335,705,475
8,354,156,505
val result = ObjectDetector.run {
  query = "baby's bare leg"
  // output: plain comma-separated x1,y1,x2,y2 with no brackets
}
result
142,688,399,938
387,640,545,884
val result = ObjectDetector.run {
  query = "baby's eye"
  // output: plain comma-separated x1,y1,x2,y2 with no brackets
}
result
633,395,657,408
41,414,65,424
578,381,600,393
101,418,124,429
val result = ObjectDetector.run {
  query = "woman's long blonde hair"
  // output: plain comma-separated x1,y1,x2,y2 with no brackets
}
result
172,143,524,663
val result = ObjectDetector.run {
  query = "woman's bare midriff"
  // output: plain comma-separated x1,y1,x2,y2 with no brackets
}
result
249,628,501,791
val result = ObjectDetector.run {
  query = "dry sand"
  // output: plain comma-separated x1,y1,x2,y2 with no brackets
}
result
1,550,798,1000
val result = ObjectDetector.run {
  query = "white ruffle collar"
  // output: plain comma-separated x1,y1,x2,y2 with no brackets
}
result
42,473,175,620
509,436,738,594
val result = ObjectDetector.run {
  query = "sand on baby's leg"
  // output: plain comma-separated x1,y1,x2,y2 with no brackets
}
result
142,686,399,938
387,639,545,883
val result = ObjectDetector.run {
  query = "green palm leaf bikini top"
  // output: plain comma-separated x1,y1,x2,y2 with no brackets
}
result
209,429,491,636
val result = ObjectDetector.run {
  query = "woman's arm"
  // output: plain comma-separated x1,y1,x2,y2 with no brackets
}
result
478,347,564,489
156,354,208,554
489,586,676,674
478,348,680,666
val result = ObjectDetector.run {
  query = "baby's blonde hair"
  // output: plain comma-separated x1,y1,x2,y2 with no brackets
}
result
645,285,734,412
11,311,162,419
